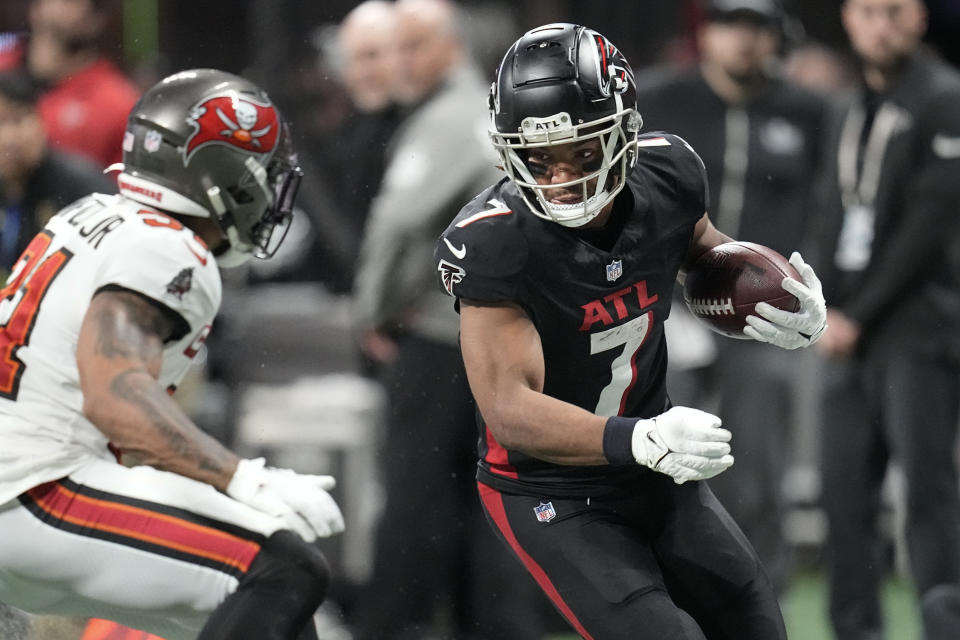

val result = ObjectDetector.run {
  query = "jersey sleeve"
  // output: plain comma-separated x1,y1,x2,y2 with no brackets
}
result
634,132,709,230
95,225,221,334
663,133,709,215
434,191,528,305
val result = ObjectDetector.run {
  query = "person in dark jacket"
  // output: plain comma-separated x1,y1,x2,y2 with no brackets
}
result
815,1,960,638
0,70,114,278
634,0,828,592
349,2,549,638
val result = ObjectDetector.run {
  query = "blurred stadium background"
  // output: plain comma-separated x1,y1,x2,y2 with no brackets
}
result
1,1,959,639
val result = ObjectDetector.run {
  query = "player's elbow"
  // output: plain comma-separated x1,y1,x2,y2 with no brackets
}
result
81,391,122,439
483,417,516,449
491,427,528,452
473,376,543,449
80,375,143,446
479,403,528,451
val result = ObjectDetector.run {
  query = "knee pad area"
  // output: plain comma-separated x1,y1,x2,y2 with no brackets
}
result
615,588,706,639
246,531,331,602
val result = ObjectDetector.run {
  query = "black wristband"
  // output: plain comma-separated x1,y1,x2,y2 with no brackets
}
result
603,416,636,465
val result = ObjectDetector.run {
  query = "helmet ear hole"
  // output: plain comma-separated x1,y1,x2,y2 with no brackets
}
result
227,185,254,205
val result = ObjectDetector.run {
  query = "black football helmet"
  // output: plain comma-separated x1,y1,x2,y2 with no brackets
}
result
115,69,302,267
489,23,642,227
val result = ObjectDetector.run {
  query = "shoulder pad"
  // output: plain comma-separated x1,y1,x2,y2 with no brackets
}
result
435,186,528,301
97,208,221,331
636,132,708,213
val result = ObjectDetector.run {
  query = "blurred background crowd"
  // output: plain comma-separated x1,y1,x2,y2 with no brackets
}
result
1,0,960,639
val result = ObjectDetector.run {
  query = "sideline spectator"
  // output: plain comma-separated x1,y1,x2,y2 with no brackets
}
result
784,40,857,95
814,0,960,638
24,0,139,167
329,0,401,241
350,1,547,637
304,0,402,292
0,70,113,278
634,0,828,593
242,2,402,292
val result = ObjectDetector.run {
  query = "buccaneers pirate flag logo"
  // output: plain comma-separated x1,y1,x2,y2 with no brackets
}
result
183,93,279,165
165,268,194,300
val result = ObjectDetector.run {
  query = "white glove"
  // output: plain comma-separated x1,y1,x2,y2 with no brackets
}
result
631,407,734,484
227,458,345,542
744,252,827,350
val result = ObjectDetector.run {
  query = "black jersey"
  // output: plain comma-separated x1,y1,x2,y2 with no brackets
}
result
435,133,707,496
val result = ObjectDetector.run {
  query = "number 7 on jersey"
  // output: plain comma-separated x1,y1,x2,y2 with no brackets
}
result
590,312,652,417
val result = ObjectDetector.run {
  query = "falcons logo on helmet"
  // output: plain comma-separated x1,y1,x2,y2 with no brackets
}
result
590,32,632,98
438,260,466,296
183,93,279,165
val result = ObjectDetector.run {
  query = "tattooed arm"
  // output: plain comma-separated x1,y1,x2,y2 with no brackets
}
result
76,288,239,491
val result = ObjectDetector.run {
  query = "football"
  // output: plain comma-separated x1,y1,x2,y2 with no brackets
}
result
682,241,801,339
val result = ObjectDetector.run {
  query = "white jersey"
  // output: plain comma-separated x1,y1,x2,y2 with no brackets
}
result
0,193,221,503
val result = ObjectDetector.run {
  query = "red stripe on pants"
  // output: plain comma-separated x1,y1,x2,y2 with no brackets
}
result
477,482,594,640
27,481,260,573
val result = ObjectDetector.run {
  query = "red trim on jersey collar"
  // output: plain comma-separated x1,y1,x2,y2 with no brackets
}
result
455,207,513,228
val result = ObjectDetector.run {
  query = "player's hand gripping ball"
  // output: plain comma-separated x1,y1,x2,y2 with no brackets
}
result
683,242,801,339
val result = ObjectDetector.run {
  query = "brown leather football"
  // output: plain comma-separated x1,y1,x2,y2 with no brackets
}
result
682,242,801,339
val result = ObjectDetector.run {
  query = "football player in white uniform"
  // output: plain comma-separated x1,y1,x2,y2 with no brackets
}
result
0,69,344,640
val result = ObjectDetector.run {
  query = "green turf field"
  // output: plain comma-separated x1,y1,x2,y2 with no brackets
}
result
547,570,921,640
783,570,920,640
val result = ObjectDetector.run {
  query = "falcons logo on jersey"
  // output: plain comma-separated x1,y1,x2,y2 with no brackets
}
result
438,259,466,296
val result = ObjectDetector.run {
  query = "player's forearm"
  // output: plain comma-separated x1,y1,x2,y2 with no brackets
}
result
684,212,732,269
481,386,608,466
85,367,238,491
461,302,610,465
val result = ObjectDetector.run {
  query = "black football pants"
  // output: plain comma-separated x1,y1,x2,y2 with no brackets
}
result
479,476,786,639
353,334,548,640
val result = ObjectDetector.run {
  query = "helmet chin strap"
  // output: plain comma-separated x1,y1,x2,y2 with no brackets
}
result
201,158,276,268
205,184,255,268
541,189,611,227
215,241,254,268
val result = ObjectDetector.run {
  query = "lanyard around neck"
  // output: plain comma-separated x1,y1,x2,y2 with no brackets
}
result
837,101,907,210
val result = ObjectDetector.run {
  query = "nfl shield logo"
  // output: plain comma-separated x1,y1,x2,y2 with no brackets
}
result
533,501,557,523
144,129,163,153
606,259,623,282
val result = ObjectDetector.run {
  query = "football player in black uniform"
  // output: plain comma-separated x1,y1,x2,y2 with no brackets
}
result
434,23,827,639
